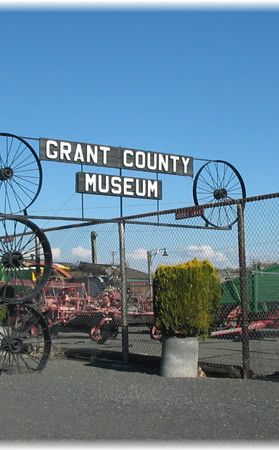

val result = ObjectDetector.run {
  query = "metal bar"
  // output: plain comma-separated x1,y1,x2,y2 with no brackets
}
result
119,168,123,218
156,172,160,225
19,136,40,141
0,217,231,238
2,219,230,240
116,192,279,222
91,231,97,264
147,251,152,303
80,164,84,219
2,191,278,226
0,220,97,240
237,203,250,379
118,220,129,364
30,190,279,223
0,214,98,223
23,214,96,222
125,220,231,230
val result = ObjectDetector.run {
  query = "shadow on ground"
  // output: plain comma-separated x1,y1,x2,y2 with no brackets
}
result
85,357,160,375
65,350,244,378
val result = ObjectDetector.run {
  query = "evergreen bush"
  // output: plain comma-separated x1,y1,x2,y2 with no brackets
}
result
153,258,222,338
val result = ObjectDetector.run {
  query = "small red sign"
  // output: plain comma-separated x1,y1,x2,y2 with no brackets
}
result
175,206,204,220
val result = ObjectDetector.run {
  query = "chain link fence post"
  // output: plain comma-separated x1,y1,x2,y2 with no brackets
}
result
118,220,129,364
237,202,250,378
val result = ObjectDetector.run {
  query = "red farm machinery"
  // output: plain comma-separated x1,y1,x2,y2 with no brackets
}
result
38,263,154,344
43,261,279,344
210,264,279,340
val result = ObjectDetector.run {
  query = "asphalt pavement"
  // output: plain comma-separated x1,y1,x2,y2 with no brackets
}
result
54,327,279,377
0,357,278,442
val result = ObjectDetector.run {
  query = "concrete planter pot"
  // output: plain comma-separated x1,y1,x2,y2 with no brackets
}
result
160,335,199,378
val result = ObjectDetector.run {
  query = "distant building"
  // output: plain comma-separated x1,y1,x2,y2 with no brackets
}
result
64,261,150,299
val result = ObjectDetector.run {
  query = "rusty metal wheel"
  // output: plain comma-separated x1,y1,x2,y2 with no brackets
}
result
0,216,52,304
89,324,104,343
89,316,118,344
0,133,42,214
193,160,246,228
0,303,51,374
150,324,162,341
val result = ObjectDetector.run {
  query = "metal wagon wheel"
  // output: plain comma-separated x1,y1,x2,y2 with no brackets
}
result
0,215,52,304
150,324,162,341
193,160,246,228
89,324,105,343
89,314,118,344
0,133,42,214
0,303,51,374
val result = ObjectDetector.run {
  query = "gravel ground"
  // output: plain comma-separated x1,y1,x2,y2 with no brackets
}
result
0,358,278,442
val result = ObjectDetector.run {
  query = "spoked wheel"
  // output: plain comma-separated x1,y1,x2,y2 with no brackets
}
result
0,133,42,214
193,160,246,228
150,324,162,341
0,303,51,374
89,315,118,344
89,325,105,344
0,216,52,304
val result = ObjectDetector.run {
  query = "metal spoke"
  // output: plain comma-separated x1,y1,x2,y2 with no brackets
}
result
204,164,218,190
214,161,222,189
10,178,35,201
13,159,37,171
9,141,24,167
15,222,29,253
6,180,25,211
198,173,216,191
11,151,34,169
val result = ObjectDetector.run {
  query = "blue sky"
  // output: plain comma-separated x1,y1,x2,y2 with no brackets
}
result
1,8,279,267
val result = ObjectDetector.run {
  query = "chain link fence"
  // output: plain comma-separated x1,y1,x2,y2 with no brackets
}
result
39,192,279,378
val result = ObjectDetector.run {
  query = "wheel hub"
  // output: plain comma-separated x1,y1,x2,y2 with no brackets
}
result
0,167,14,181
1,251,24,269
1,335,23,354
213,188,228,200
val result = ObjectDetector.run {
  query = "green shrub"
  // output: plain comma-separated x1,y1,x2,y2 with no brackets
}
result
153,258,222,338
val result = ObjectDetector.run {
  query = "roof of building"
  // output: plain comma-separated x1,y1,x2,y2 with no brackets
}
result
67,261,149,281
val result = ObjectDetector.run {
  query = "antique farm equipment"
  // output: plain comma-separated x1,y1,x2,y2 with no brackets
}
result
210,264,279,339
210,305,279,339
0,215,52,374
40,278,153,345
0,245,154,348
221,264,279,315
